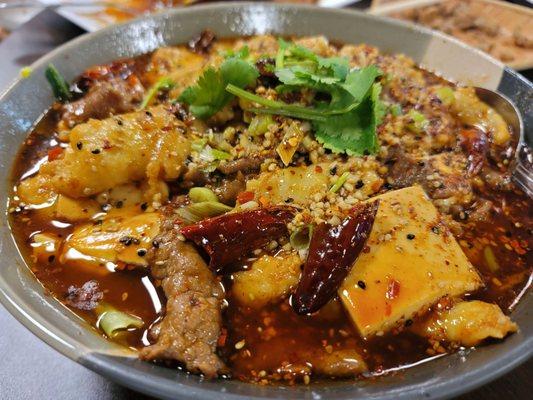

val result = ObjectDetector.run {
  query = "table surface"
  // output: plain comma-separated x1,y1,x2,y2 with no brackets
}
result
0,7,531,400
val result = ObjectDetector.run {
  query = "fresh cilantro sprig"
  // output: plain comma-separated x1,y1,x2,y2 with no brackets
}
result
178,50,259,119
231,40,385,155
179,40,386,155
140,77,175,109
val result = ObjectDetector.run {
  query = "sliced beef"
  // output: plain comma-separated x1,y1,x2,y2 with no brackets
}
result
212,173,246,205
385,145,426,188
140,214,226,377
61,78,144,127
216,151,278,175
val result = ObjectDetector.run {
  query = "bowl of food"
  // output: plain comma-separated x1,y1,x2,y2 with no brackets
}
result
0,2,531,399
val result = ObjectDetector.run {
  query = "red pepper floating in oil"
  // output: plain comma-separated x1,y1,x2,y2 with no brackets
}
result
291,201,379,315
180,206,295,272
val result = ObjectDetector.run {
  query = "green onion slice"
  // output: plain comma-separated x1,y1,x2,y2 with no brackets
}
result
45,64,71,102
290,225,314,250
189,187,219,203
329,171,350,193
176,201,232,224
96,305,144,338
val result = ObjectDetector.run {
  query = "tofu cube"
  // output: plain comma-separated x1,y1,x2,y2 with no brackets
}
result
339,186,482,338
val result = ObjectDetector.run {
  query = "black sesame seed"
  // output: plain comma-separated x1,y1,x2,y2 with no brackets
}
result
48,255,55,263
137,249,147,257
145,111,153,117
91,149,101,154
76,141,83,150
140,202,148,211
417,161,425,167
152,240,160,248
117,119,123,126
355,180,364,189
284,197,294,203
407,233,415,240
115,200,124,209
383,182,393,190
431,226,440,234
405,319,413,327
329,166,337,175
357,280,366,290
119,236,133,246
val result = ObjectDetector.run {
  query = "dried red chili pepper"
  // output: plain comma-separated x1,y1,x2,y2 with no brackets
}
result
291,201,379,315
180,206,295,272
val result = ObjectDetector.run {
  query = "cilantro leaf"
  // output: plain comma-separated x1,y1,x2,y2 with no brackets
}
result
179,56,259,119
222,45,250,60
316,56,349,80
220,58,259,90
340,65,381,105
179,68,226,119
314,83,385,155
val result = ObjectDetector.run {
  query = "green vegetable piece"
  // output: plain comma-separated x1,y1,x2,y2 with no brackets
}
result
45,64,71,102
436,86,455,106
97,305,143,338
211,148,232,160
222,45,250,60
189,187,218,203
176,201,232,224
198,145,232,163
390,104,402,116
314,83,384,155
179,56,259,119
229,43,384,156
248,114,274,136
329,171,350,193
191,138,208,152
290,225,314,250
483,246,500,272
227,84,326,121
139,77,175,109
406,109,429,134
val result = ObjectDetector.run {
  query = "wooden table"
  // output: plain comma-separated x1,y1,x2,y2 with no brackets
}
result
0,7,531,400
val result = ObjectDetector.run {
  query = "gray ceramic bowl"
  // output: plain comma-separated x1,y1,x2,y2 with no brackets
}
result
0,3,531,400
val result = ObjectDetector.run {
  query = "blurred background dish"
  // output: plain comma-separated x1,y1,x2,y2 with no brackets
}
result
370,0,533,70
1,0,364,33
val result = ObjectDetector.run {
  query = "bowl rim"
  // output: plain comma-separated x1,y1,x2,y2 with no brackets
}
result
0,3,531,400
